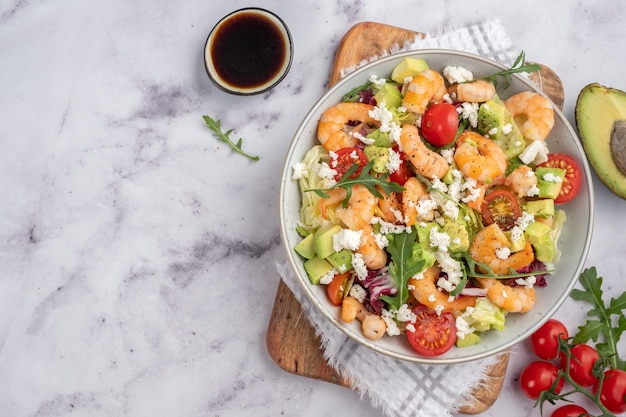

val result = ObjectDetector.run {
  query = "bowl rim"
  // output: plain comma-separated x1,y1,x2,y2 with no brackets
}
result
279,49,595,364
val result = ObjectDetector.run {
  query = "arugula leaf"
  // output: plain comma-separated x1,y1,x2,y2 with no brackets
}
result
479,50,541,90
570,267,626,371
202,115,260,161
379,229,424,310
342,80,373,102
305,160,405,207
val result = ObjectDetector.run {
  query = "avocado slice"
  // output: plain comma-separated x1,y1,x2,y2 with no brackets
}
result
477,97,526,160
391,57,429,84
575,83,626,198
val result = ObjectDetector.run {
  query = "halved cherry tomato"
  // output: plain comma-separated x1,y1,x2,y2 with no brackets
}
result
421,103,459,147
550,404,588,417
519,361,564,400
326,272,351,306
560,343,600,387
531,318,569,360
536,153,582,204
481,188,521,230
406,305,457,356
595,369,626,414
389,146,412,186
332,147,369,181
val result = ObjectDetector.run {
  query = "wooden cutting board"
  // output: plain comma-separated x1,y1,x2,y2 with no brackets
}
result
266,21,564,415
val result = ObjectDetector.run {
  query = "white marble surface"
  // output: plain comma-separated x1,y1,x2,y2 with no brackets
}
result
1,1,624,416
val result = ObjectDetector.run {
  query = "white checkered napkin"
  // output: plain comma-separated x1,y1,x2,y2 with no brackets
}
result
277,261,500,417
279,19,518,417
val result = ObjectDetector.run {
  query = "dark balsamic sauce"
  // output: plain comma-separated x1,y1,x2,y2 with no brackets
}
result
211,12,286,89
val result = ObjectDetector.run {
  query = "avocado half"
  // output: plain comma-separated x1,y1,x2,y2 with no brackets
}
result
575,83,626,199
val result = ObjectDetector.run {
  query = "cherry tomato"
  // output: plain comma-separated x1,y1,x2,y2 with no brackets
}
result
560,343,600,387
406,305,457,356
531,318,569,360
481,188,521,230
550,404,588,417
326,272,351,306
332,147,369,181
388,147,412,186
536,153,582,204
519,361,564,400
421,103,459,147
595,369,626,414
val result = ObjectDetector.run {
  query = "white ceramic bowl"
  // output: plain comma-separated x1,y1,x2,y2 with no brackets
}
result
279,50,594,364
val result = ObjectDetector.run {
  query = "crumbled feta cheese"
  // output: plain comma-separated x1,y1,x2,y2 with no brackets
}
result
319,268,338,285
405,323,416,333
373,232,389,249
515,275,537,289
455,315,476,339
510,225,523,243
431,178,448,193
435,304,445,316
291,162,308,180
527,184,540,197
502,123,513,134
396,304,416,323
543,172,563,183
457,102,479,128
519,140,550,165
369,74,386,88
417,199,437,218
386,147,402,173
435,251,463,287
389,123,402,144
350,130,375,145
381,309,401,336
488,127,499,136
428,294,436,302
318,162,337,184
333,228,362,252
515,211,535,231
440,148,455,164
370,216,409,235
429,227,451,252
369,102,394,132
440,200,459,220
442,65,474,84
495,247,511,260
349,284,367,303
352,253,367,281
461,177,482,204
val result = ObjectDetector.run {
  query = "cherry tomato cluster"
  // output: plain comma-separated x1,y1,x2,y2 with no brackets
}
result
520,318,626,416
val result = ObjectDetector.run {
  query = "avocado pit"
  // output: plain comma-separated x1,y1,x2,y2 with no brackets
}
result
610,120,626,176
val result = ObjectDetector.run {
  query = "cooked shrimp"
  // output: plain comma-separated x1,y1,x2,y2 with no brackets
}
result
454,131,507,182
400,124,449,179
476,277,536,313
376,187,403,224
504,91,555,141
409,266,476,313
402,176,434,226
505,165,538,198
402,69,447,114
469,223,534,275
448,79,496,103
362,314,387,340
317,102,379,151
357,224,387,270
341,296,369,323
318,184,377,230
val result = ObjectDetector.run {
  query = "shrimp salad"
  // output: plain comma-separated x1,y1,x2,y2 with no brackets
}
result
290,55,580,356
